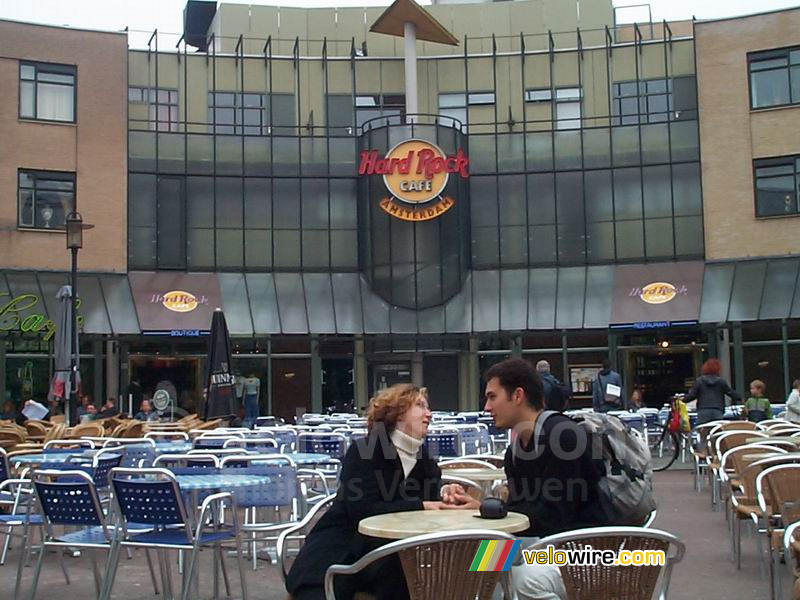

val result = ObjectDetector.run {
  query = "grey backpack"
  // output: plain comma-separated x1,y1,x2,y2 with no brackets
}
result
536,410,656,526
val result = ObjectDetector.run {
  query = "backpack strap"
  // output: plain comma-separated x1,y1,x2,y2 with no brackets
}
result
532,410,558,456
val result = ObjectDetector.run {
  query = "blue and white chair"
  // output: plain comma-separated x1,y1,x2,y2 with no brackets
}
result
258,427,297,452
103,467,248,600
425,431,463,459
223,437,278,452
27,469,160,599
220,454,301,569
297,432,347,460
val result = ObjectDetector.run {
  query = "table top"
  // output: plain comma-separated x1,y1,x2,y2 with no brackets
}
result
442,468,507,481
174,473,270,491
12,450,97,464
358,509,529,540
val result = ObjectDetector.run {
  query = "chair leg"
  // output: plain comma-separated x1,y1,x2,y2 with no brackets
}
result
180,547,200,600
92,549,102,597
157,548,172,600
144,549,161,596
217,545,231,597
14,524,33,600
27,540,47,600
99,540,123,600
0,524,13,565
57,545,71,584
235,536,248,600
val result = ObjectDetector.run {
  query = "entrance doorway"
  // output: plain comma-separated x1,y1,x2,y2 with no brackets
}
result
623,345,701,408
128,356,202,414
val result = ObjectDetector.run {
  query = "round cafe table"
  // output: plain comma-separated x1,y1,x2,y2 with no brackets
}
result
358,509,529,540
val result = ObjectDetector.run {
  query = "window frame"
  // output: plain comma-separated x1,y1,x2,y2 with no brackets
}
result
129,86,179,132
208,91,267,136
19,61,77,124
753,155,800,218
17,169,76,231
747,46,800,110
524,87,582,130
611,78,673,125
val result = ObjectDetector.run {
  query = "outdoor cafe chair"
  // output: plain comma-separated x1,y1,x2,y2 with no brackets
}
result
257,427,297,452
144,430,189,442
102,437,157,467
690,421,727,492
220,454,301,569
783,519,800,600
756,463,800,600
276,494,337,583
0,476,43,598
526,526,686,600
438,458,498,470
223,437,278,452
26,469,160,600
424,430,463,459
103,467,248,600
44,439,95,450
324,530,516,600
297,432,348,460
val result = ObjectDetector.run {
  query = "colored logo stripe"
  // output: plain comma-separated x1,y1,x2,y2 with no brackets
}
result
469,540,521,572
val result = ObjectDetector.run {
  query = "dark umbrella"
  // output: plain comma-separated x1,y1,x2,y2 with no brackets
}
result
204,308,236,420
48,285,79,423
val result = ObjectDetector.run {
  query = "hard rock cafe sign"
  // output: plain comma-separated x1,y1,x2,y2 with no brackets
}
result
358,139,469,221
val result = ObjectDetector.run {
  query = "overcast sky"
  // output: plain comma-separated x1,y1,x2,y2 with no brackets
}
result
1,0,797,43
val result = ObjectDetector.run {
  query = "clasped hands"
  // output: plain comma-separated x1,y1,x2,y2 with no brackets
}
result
423,483,480,510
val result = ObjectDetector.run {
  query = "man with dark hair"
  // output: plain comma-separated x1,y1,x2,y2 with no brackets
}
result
593,359,623,412
443,358,604,599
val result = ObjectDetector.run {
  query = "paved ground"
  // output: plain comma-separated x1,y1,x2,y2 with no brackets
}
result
1,469,793,599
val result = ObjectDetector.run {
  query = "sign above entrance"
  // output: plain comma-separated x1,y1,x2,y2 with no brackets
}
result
129,272,222,333
359,139,469,221
610,262,704,326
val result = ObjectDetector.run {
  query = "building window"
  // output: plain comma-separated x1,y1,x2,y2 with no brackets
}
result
524,87,581,129
129,86,179,131
209,92,266,135
19,62,76,122
438,92,495,129
754,157,800,217
356,94,405,129
18,170,75,230
749,47,800,109
612,79,671,125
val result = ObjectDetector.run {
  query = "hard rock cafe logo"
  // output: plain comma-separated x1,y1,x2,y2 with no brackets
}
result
151,290,208,313
630,282,688,305
358,139,469,221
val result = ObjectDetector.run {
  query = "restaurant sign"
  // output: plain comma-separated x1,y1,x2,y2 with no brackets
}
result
633,282,688,305
358,139,469,221
0,293,83,342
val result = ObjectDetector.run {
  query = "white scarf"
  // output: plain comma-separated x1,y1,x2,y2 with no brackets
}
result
390,428,424,478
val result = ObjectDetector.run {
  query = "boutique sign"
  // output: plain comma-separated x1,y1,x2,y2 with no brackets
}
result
358,139,469,221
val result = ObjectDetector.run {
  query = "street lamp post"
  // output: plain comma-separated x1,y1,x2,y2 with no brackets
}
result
65,212,93,426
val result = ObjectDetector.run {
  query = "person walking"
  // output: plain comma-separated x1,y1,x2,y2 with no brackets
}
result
684,358,740,425
592,359,624,412
786,379,800,423
535,360,570,412
242,373,261,428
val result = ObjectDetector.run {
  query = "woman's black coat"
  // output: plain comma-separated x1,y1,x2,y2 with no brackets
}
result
285,430,442,594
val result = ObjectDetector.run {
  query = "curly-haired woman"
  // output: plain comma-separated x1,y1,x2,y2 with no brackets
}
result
285,384,444,600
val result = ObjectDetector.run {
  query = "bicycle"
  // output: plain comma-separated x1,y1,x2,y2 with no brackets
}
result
647,394,690,472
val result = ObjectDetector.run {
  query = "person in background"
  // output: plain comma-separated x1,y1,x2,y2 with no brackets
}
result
592,359,624,412
684,358,740,425
535,360,568,412
0,400,17,421
133,399,159,422
743,380,771,423
242,373,261,429
786,379,800,424
77,395,92,420
286,384,443,600
93,397,120,421
629,385,643,410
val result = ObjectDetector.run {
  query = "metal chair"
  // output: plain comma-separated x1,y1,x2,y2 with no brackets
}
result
424,431,463,459
258,427,297,452
526,526,685,600
276,494,337,583
144,431,189,442
223,437,278,451
43,439,95,450
103,467,248,600
27,469,159,599
324,530,515,600
297,432,348,459
220,454,301,569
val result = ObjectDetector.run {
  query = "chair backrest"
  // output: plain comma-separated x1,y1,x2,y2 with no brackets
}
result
25,420,48,439
762,419,793,430
325,530,516,600
221,459,299,509
528,527,685,600
223,437,278,451
91,452,125,488
425,431,463,458
33,469,108,533
153,453,221,469
756,463,800,520
716,431,766,457
727,444,787,479
297,432,348,458
259,427,297,451
438,458,497,470
43,423,67,443
739,455,800,500
44,439,95,450
461,454,505,468
720,421,761,432
123,421,148,438
767,427,800,436
110,468,192,533
68,422,106,439
144,431,189,442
